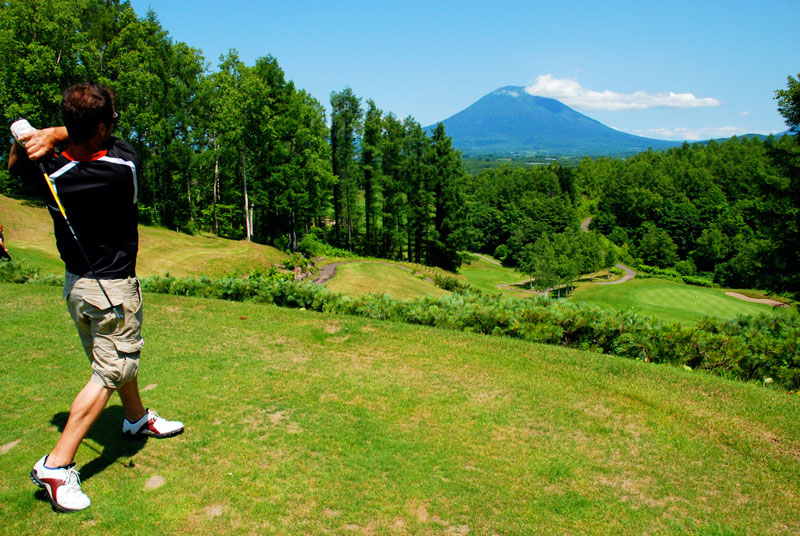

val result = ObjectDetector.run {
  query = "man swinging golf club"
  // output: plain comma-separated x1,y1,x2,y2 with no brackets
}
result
9,82,183,512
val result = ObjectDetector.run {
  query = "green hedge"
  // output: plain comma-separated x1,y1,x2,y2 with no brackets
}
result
3,260,798,390
0,260,64,285
638,264,715,287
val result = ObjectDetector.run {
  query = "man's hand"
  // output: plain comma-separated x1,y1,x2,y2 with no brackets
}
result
8,126,68,170
21,126,69,161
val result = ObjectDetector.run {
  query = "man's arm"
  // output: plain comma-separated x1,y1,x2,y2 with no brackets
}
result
8,126,68,170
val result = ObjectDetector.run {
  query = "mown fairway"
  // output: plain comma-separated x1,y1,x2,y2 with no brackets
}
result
458,255,532,297
569,277,795,325
322,255,532,301
324,262,449,300
0,194,286,278
2,283,799,535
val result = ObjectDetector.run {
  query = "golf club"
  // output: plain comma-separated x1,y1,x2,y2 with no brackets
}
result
11,118,123,319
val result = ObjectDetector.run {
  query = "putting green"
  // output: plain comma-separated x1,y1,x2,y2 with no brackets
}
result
632,285,757,318
570,278,795,325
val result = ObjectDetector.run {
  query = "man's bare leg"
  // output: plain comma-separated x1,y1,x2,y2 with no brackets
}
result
117,378,146,423
46,381,114,467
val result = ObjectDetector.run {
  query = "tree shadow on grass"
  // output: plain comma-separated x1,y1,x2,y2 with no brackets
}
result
50,405,148,482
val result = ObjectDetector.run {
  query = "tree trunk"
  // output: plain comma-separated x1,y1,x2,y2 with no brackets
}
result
364,178,372,256
213,135,219,234
290,210,297,250
186,169,192,222
249,202,254,240
150,148,160,221
243,150,251,242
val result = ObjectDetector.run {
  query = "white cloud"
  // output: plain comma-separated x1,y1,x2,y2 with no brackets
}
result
739,111,751,116
525,74,722,111
630,126,746,141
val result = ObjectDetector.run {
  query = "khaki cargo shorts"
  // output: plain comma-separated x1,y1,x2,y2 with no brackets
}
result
64,272,144,389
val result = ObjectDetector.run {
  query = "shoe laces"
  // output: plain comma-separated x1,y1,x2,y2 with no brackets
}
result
63,465,83,490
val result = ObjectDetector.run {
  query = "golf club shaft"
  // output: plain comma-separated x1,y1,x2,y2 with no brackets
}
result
38,163,123,319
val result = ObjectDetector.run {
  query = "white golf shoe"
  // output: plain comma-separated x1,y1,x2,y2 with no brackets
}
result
123,408,184,439
30,455,91,512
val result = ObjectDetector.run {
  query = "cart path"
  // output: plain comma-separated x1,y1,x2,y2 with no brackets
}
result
581,216,636,285
597,263,637,285
475,253,502,266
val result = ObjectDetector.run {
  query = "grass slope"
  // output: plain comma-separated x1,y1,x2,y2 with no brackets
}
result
458,255,530,297
322,255,532,301
0,194,285,278
1,283,799,535
324,262,449,300
569,277,797,325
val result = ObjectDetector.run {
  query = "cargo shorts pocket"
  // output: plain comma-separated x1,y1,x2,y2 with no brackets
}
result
112,278,144,354
83,279,144,354
81,293,124,337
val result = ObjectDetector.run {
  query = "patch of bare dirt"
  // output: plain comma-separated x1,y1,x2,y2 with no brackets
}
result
205,504,225,517
408,500,430,522
324,322,342,334
268,410,288,425
145,475,165,489
1,439,20,454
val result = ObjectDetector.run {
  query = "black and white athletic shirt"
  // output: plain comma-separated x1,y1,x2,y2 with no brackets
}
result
17,136,141,279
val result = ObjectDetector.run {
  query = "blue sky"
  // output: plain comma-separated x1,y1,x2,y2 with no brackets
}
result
128,0,798,141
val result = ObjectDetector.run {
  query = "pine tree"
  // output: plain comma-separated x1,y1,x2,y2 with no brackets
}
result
361,100,383,255
402,118,430,263
330,88,362,250
425,123,466,270
379,113,406,259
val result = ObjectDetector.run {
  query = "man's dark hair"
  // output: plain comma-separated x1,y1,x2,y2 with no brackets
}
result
61,82,115,143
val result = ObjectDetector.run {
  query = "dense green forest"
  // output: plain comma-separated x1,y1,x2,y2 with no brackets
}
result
0,0,466,269
1,1,798,297
580,132,799,296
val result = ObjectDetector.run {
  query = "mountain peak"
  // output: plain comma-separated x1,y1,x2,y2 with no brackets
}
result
430,86,679,156
492,86,525,97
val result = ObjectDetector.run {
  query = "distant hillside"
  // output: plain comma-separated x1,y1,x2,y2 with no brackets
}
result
705,131,790,144
429,86,681,157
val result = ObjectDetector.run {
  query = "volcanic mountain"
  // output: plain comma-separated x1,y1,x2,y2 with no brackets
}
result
430,86,681,156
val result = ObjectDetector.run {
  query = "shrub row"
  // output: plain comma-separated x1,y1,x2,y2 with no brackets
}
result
638,264,716,287
0,260,64,285
297,234,353,258
3,260,797,390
